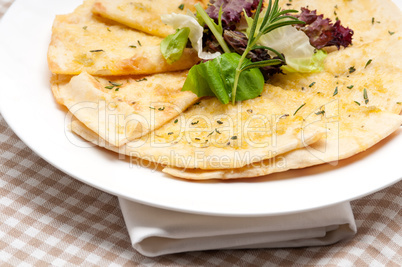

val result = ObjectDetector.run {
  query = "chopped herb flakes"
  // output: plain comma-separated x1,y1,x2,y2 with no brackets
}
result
388,31,395,35
136,78,147,82
90,49,104,52
137,40,142,46
231,136,238,140
372,17,375,25
397,102,401,105
174,119,178,123
168,132,174,135
115,88,119,91
348,66,356,74
293,103,306,116
83,26,88,30
191,121,199,125
109,81,122,87
158,107,165,111
217,120,223,125
347,85,354,89
333,87,338,96
105,81,122,90
194,101,201,105
354,101,361,106
178,4,184,10
365,59,372,68
315,110,325,116
129,45,137,48
363,88,369,104
309,82,316,87
149,106,156,110
215,128,221,134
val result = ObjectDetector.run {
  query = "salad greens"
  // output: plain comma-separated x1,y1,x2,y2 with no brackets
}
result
281,49,327,73
160,28,190,64
182,53,264,104
230,0,304,103
161,12,221,60
255,25,325,73
206,0,260,27
195,5,231,54
295,8,353,49
160,0,354,105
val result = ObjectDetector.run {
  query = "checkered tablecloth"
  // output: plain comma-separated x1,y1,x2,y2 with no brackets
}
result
0,1,401,266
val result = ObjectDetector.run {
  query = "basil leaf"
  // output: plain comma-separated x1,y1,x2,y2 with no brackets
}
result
183,62,215,98
160,27,190,64
182,53,264,104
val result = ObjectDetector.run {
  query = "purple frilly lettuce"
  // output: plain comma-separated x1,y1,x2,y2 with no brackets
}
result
294,7,353,49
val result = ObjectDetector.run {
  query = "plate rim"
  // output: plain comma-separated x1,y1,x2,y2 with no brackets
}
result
0,0,401,217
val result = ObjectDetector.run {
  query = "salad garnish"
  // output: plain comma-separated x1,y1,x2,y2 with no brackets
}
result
294,7,353,49
161,0,354,104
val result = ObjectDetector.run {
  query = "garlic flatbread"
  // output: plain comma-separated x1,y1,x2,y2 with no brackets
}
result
71,83,326,169
51,71,199,147
48,0,199,76
92,0,209,37
163,102,402,179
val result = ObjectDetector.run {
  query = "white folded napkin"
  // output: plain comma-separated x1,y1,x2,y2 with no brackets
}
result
119,198,357,257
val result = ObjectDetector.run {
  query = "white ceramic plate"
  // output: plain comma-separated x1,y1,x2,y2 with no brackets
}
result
0,0,401,217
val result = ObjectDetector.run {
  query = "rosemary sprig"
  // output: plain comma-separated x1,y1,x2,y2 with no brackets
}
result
231,0,305,104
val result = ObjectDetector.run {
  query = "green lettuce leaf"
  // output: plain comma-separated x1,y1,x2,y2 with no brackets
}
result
160,27,190,64
282,49,327,73
161,11,222,60
245,21,328,73
182,53,264,104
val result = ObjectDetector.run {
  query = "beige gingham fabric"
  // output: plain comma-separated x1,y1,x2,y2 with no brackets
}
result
0,1,401,266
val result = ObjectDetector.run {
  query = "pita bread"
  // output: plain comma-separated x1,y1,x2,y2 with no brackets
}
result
92,0,209,37
51,71,199,147
47,0,199,76
70,84,326,169
163,110,402,179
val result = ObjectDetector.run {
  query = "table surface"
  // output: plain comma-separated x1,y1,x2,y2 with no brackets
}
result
0,1,401,265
